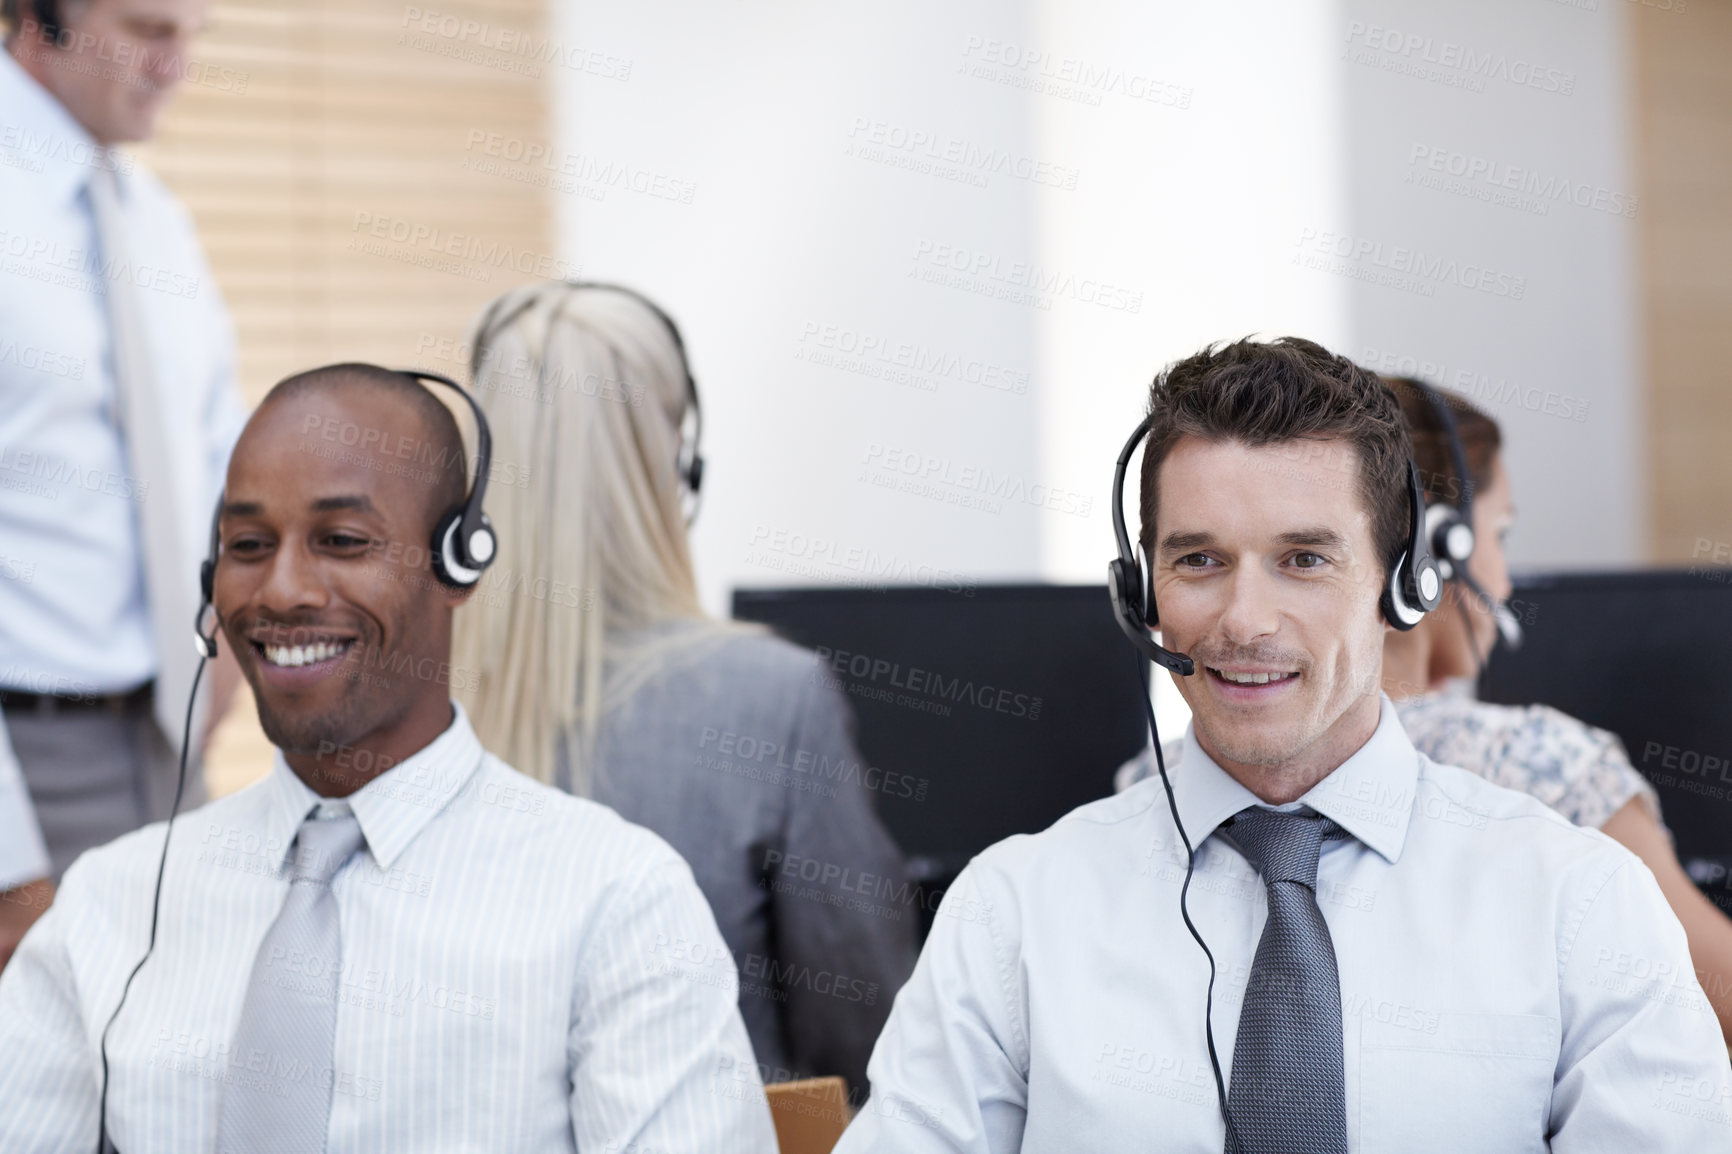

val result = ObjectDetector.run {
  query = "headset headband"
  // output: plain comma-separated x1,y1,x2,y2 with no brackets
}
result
402,369,497,587
1106,412,1194,676
1107,389,1439,661
1402,377,1523,650
468,280,705,511
1410,378,1475,536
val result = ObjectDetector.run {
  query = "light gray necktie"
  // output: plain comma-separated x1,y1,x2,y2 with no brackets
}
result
86,162,202,752
216,809,366,1154
1221,807,1350,1154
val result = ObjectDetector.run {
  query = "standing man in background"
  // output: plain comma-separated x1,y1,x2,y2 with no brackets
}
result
0,0,244,966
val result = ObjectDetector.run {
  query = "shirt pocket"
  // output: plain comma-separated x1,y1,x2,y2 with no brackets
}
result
1357,1010,1557,1153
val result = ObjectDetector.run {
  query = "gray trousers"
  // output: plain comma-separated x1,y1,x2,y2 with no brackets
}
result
5,698,203,880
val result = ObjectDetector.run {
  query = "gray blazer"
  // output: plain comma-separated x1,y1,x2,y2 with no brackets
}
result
566,627,917,1094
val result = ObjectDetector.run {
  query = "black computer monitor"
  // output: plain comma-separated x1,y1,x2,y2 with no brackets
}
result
1479,569,1732,908
732,584,1151,891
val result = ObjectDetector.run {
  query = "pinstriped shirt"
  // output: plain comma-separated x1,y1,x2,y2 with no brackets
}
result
0,704,778,1152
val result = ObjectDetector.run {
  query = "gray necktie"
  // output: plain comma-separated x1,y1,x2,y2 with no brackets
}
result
1222,807,1349,1154
216,809,366,1154
87,162,203,753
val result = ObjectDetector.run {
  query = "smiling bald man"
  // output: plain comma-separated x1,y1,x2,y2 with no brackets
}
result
0,364,777,1153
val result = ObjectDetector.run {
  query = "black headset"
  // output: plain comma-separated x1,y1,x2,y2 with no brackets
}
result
100,368,495,1153
1107,409,1443,665
467,281,705,517
1104,383,1441,1151
1404,378,1524,653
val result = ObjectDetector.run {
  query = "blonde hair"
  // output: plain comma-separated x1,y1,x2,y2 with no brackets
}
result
451,282,739,792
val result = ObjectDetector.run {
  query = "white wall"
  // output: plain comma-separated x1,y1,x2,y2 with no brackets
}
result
1338,0,1643,568
553,0,1046,615
1026,0,1351,585
556,0,1645,620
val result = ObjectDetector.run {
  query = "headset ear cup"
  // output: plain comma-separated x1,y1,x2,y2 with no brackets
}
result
1382,551,1424,631
1106,558,1140,636
468,513,496,565
1423,502,1475,583
1135,541,1157,626
429,507,474,589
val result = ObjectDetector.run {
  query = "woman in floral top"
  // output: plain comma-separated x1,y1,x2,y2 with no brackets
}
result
1119,378,1732,1041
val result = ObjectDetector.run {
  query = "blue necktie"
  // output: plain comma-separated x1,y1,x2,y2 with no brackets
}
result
1222,807,1349,1154
216,808,366,1154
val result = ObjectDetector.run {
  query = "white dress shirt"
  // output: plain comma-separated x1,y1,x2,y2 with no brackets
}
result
0,703,779,1152
837,698,1732,1152
0,48,245,886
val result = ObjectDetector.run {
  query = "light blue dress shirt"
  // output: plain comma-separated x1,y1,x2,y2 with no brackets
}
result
0,703,779,1152
0,46,243,697
837,698,1732,1152
0,47,245,887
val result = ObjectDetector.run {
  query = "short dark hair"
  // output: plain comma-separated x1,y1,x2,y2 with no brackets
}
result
1384,377,1502,509
1138,336,1413,577
2,0,56,37
261,363,469,531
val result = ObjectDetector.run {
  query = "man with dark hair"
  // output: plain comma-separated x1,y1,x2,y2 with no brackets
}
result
0,0,244,966
837,337,1730,1152
0,366,778,1151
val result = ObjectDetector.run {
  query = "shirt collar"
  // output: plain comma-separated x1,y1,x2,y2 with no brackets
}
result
1172,695,1418,864
0,45,130,206
263,701,487,873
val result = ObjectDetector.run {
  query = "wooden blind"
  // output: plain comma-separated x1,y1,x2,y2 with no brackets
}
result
1632,0,1732,563
134,0,553,795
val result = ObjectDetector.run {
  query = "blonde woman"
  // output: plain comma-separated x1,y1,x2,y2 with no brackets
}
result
451,281,915,1093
